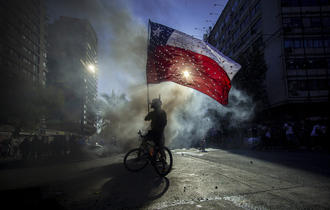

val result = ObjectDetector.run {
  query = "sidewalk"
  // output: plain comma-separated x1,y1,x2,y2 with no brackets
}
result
0,155,123,191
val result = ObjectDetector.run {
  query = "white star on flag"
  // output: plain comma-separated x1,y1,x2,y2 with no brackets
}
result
153,27,162,37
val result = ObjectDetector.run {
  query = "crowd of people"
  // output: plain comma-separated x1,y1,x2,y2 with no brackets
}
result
0,134,87,160
250,120,328,151
1,119,328,160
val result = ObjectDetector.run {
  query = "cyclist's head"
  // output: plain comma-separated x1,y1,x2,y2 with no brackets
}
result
151,98,162,109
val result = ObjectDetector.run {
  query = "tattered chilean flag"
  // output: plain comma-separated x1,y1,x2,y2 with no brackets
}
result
146,20,241,105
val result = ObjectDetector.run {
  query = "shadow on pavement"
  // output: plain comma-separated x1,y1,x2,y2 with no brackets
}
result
0,161,170,210
53,162,170,209
96,165,170,209
0,186,66,210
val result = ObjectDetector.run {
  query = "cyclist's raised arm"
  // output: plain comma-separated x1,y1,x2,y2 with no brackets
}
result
145,112,152,121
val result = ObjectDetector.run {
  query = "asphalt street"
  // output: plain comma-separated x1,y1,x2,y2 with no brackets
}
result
0,148,330,209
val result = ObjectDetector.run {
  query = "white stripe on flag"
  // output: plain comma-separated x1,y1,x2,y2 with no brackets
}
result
166,30,241,80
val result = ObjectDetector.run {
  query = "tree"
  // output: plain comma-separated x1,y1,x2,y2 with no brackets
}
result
96,92,128,137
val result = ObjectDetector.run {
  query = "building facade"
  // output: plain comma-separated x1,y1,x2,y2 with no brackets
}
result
47,16,98,135
208,0,329,119
0,0,47,129
0,0,47,86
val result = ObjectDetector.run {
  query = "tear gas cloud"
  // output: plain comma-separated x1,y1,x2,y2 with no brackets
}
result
99,83,254,150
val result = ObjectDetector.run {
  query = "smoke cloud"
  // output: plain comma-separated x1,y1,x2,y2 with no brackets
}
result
98,83,254,151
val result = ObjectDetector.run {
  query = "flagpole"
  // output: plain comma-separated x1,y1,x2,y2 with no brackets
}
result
146,19,151,113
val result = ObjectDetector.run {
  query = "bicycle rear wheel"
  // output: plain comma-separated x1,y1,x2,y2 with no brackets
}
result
124,148,149,172
153,147,173,176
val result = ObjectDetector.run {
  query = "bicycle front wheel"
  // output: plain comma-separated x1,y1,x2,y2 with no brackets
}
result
124,148,149,172
153,147,173,176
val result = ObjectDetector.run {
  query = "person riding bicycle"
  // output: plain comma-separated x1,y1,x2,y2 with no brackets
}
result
123,99,171,175
144,98,167,152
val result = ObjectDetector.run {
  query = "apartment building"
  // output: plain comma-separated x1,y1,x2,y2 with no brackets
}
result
47,16,98,135
208,0,329,119
0,0,47,86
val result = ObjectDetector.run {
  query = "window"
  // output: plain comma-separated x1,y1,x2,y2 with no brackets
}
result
251,19,262,35
294,39,302,48
327,58,330,68
286,58,304,69
283,0,320,7
308,80,318,90
307,58,327,68
304,39,312,48
320,0,330,6
251,7,257,17
233,29,240,40
324,38,330,48
288,80,299,96
301,0,320,6
233,42,240,53
284,39,303,48
310,17,322,27
304,38,323,48
33,55,38,63
303,17,311,28
288,79,328,92
284,39,292,48
240,1,249,13
215,31,219,40
255,1,261,11
281,0,300,7
225,14,230,23
283,17,302,28
241,32,250,42
219,22,224,31
286,58,327,69
286,59,296,69
240,14,250,31
251,1,261,18
323,17,330,27
232,0,239,12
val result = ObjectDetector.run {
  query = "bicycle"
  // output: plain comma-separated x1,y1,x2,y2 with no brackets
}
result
123,130,173,176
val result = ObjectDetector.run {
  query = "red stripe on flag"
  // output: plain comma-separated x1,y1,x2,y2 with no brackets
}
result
146,45,231,105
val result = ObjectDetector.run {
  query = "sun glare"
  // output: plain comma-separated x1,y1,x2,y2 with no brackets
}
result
88,64,95,73
183,71,190,78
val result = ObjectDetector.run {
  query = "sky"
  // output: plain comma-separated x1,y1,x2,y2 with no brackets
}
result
46,0,228,96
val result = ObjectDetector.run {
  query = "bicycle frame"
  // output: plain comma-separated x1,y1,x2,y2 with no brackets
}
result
138,136,160,163
124,130,173,176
